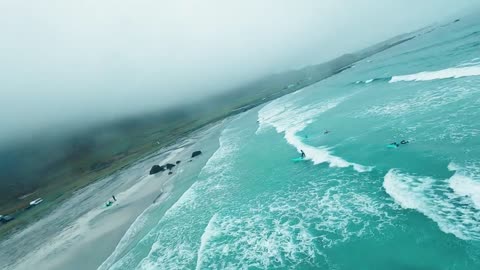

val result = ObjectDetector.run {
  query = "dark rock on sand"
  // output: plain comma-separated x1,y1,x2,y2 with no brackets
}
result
166,163,176,170
149,165,165,175
191,151,202,158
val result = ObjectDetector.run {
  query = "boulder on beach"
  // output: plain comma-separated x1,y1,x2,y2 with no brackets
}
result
191,151,202,158
149,165,165,175
166,163,176,170
176,160,181,164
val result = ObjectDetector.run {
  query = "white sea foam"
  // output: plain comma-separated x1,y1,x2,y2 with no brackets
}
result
384,166,480,240
258,97,372,172
115,128,241,270
284,129,373,172
447,162,461,171
139,242,196,270
448,162,480,209
162,128,238,217
449,174,480,209
360,84,476,118
457,57,480,67
390,65,480,83
195,178,394,269
196,213,220,270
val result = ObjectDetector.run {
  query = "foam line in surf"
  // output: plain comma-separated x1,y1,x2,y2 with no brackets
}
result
389,65,480,83
448,162,480,209
285,129,372,172
196,213,219,270
383,165,480,240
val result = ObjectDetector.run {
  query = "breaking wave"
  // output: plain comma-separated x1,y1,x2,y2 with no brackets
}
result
258,97,373,172
390,65,480,83
383,163,480,240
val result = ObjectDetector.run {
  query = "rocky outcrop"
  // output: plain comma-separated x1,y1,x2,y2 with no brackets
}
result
149,165,165,175
191,151,202,158
166,163,176,170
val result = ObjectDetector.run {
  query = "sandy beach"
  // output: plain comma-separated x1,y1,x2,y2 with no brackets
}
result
0,121,225,270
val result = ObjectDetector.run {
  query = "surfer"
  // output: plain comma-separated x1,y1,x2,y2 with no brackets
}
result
400,140,409,145
390,142,400,147
300,150,306,158
324,130,330,134
112,195,117,201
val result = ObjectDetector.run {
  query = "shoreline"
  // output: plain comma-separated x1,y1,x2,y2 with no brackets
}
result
0,120,225,270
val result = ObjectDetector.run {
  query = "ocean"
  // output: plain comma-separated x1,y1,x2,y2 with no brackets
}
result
95,16,480,270
5,15,480,270
98,17,480,270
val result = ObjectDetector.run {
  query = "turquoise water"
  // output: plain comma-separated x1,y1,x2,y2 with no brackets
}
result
102,17,480,269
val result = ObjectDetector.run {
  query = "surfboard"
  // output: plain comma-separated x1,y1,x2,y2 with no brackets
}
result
292,157,307,162
386,144,398,149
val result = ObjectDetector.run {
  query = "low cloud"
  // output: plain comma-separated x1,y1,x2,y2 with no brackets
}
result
0,0,478,143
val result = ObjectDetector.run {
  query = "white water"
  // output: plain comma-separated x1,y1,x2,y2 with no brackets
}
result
448,162,480,209
384,164,480,240
390,65,480,83
195,213,219,270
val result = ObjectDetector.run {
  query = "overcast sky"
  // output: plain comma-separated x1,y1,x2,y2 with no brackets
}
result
0,0,479,144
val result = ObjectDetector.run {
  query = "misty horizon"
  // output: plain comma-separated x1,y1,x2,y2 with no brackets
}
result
1,0,479,145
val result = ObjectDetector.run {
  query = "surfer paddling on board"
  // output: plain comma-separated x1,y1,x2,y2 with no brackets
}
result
300,150,306,159
388,140,410,148
389,142,400,147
